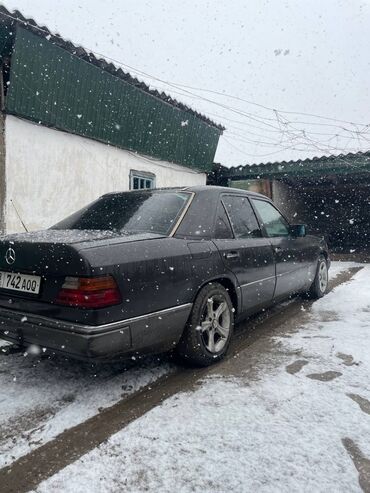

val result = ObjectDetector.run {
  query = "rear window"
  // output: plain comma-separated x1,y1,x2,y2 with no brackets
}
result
51,191,191,236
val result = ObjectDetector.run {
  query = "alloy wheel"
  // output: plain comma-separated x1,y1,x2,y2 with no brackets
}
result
199,294,231,353
319,261,328,292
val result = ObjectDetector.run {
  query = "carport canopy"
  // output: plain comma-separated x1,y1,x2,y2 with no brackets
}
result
212,151,370,253
224,151,370,181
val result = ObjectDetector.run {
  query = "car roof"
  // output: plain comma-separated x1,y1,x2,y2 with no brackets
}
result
103,185,269,200
182,185,269,199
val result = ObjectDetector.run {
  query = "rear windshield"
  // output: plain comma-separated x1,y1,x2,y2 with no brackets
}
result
51,191,191,236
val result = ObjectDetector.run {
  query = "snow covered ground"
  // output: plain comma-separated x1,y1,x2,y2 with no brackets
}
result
34,263,370,493
328,260,364,279
0,353,173,468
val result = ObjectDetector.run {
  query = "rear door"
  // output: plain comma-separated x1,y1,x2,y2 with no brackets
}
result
212,194,276,314
250,198,316,299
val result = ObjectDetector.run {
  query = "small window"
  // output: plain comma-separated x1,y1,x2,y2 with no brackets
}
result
130,170,155,190
222,195,262,238
214,202,233,239
252,199,290,237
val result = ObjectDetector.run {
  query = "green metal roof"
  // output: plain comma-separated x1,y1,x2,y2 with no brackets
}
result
225,152,370,180
0,8,224,171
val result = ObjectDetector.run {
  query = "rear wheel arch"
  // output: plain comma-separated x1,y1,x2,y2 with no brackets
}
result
193,277,239,316
177,281,234,366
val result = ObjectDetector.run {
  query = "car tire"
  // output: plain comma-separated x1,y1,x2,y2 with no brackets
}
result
305,255,329,299
175,282,234,367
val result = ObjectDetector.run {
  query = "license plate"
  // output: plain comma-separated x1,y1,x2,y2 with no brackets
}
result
0,271,41,294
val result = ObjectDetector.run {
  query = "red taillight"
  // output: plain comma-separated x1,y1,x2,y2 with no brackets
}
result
56,275,121,308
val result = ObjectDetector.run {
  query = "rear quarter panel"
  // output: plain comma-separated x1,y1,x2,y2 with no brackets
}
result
81,237,193,324
80,236,237,325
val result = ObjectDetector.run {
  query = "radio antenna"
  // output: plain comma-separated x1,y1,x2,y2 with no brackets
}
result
10,199,29,232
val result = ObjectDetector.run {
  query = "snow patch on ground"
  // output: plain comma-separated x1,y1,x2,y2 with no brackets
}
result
329,260,364,279
35,263,370,492
0,355,173,468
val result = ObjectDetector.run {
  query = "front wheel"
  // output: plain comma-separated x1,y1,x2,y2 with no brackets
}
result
176,282,234,367
306,255,329,299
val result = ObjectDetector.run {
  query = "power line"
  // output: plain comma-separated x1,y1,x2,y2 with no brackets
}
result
127,71,370,145
3,10,370,161
173,82,369,127
5,10,367,133
222,137,304,159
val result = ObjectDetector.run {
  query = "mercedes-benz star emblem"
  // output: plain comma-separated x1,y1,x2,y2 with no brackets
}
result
5,247,16,265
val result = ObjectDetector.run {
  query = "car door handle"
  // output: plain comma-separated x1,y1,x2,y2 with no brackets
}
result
224,251,240,259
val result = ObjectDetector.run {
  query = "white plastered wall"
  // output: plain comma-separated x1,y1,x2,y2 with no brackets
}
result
4,115,206,233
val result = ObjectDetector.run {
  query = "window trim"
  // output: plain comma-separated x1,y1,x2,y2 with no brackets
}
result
129,169,156,190
220,193,262,240
213,199,235,239
250,198,291,238
169,192,195,237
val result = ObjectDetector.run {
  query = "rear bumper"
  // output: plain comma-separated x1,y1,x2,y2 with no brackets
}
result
0,304,192,361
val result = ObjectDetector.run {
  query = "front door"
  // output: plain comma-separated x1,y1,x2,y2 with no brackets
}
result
250,198,315,299
213,195,276,314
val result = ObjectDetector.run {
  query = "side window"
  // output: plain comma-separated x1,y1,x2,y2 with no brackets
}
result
130,170,155,190
222,196,262,238
214,202,233,239
252,199,290,237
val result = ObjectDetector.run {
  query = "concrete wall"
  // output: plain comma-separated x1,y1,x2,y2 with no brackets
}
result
4,115,206,233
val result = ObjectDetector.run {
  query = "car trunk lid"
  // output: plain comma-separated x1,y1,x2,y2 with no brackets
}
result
0,229,165,311
0,229,165,275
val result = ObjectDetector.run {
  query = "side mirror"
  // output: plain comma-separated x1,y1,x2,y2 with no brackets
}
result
290,224,306,237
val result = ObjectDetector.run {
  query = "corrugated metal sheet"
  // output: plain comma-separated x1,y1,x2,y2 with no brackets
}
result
0,6,224,132
224,151,370,180
4,26,222,171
